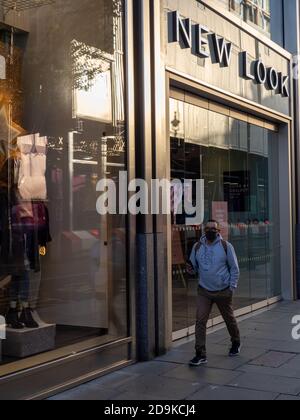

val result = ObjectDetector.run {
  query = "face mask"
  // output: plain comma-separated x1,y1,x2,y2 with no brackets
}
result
206,231,218,242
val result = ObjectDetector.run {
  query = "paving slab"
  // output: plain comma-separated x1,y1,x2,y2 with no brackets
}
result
276,394,300,401
203,354,258,370
114,374,205,400
236,363,300,379
110,392,179,401
185,385,278,401
240,320,294,333
247,311,292,324
228,372,300,395
162,365,242,386
123,361,179,376
207,343,267,360
219,337,300,353
157,349,199,364
249,351,296,368
49,385,120,401
280,354,300,370
246,329,297,342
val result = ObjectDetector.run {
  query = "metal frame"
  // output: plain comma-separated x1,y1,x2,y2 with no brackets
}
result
170,87,280,132
167,67,292,124
133,0,157,362
150,0,171,356
0,0,137,399
125,0,137,362
0,338,133,400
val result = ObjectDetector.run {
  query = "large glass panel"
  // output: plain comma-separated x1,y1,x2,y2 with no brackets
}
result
266,131,281,297
170,95,281,337
170,98,187,333
185,103,209,330
248,125,268,301
0,0,128,370
228,118,252,309
170,99,208,334
206,110,230,319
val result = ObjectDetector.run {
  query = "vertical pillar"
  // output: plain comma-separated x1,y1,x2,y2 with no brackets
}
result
133,0,156,361
150,0,171,355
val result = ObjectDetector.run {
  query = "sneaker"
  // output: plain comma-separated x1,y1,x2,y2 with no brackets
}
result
229,342,241,357
189,356,208,367
6,308,24,330
19,308,39,329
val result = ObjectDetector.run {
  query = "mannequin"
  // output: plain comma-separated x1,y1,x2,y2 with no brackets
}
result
5,204,51,330
0,134,51,330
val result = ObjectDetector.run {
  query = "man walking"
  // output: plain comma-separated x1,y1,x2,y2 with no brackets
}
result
188,220,241,367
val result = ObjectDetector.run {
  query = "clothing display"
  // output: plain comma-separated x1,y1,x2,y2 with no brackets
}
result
0,130,51,330
17,134,48,201
0,193,52,275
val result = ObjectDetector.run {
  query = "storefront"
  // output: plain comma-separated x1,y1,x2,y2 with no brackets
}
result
0,0,296,400
159,0,296,341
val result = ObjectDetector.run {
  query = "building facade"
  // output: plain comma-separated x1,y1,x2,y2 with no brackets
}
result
0,0,297,399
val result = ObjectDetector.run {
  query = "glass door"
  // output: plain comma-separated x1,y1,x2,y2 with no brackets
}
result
170,93,281,339
170,98,207,337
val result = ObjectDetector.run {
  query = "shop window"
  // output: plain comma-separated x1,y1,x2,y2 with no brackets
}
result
0,0,128,373
170,96,281,334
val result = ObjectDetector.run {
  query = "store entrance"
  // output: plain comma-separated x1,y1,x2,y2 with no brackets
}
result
169,92,282,339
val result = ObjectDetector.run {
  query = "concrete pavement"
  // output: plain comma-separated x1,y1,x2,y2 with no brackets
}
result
50,301,300,401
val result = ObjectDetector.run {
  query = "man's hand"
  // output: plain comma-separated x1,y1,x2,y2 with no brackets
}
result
186,262,196,276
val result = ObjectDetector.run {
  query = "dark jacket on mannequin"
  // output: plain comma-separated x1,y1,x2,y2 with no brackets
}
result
0,146,51,276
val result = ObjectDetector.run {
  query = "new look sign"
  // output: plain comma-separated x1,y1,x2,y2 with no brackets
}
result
168,11,290,98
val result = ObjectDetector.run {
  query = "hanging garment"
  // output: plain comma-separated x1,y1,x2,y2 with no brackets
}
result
12,200,52,271
0,150,25,276
17,134,48,201
0,193,27,276
0,155,51,276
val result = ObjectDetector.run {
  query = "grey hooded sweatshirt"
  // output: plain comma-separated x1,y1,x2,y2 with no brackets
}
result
190,234,240,292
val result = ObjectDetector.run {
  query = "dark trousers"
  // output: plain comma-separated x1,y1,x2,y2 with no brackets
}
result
195,287,240,357
9,271,30,302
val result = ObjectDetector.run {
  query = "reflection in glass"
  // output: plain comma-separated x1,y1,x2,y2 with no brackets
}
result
0,0,127,370
170,98,281,335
